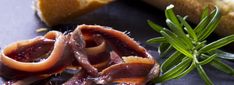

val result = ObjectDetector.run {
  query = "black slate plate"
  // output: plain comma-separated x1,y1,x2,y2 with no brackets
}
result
0,0,233,85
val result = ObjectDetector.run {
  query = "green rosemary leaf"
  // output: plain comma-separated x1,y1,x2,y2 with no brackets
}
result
166,19,193,49
175,62,195,79
147,20,164,33
198,54,217,65
166,19,183,35
200,6,209,20
215,50,234,60
146,37,167,44
161,51,183,72
160,30,193,58
159,44,174,58
196,64,214,85
165,4,181,28
154,58,192,83
158,43,170,53
194,16,210,35
194,41,206,50
168,22,193,49
198,7,221,41
177,15,198,41
161,28,184,46
210,58,234,76
199,35,234,53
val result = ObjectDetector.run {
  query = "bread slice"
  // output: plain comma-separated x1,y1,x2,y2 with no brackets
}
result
36,0,112,26
143,0,234,36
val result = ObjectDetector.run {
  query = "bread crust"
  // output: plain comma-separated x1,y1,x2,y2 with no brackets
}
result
143,0,234,36
36,0,112,26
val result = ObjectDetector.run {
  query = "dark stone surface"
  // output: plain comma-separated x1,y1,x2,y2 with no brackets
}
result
0,0,233,85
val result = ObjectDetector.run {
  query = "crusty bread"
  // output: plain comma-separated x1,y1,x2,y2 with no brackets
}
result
36,0,112,26
143,0,234,36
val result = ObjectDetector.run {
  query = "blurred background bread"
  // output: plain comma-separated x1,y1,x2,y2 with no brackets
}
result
36,0,112,27
143,0,234,36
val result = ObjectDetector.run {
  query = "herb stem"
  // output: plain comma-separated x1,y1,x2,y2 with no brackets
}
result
147,4,234,85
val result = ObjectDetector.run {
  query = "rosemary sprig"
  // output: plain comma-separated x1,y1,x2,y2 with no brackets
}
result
147,4,234,85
